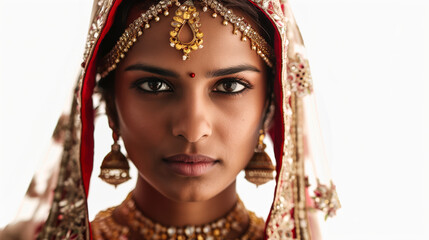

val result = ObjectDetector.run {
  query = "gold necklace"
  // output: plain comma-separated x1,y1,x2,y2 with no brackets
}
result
92,193,265,240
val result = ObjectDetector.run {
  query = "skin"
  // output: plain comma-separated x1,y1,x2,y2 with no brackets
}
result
109,4,268,233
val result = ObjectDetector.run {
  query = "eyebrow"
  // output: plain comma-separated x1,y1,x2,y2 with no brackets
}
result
207,64,260,78
124,63,260,78
125,64,180,78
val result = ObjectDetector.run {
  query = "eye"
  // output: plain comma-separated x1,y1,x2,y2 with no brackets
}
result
134,78,172,93
213,78,250,94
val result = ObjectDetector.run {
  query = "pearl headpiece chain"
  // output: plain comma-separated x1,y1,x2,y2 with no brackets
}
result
99,0,274,78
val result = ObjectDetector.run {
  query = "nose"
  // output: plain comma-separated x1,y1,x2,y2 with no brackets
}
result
171,92,212,143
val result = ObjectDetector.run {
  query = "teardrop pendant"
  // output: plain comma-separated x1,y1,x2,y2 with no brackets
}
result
169,0,203,60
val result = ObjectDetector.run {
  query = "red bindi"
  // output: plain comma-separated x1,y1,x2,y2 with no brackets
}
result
189,73,196,78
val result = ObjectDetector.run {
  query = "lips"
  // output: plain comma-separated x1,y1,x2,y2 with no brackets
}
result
163,154,218,177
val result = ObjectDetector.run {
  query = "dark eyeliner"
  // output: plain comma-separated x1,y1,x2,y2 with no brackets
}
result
214,77,254,95
130,77,173,93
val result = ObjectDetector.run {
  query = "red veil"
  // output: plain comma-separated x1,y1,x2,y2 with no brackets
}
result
3,1,340,239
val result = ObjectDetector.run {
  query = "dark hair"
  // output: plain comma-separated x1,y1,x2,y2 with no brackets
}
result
97,0,275,126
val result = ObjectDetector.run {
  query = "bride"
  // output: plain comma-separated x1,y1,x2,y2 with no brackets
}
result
2,0,340,239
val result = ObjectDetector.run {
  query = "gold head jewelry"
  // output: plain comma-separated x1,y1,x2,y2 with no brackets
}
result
170,0,204,60
99,0,274,78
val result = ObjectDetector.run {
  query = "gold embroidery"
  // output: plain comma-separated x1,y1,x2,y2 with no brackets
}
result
288,54,313,97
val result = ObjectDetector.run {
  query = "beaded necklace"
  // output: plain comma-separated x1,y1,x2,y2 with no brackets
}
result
92,193,264,240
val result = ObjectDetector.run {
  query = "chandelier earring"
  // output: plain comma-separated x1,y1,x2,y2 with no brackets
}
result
244,129,275,186
99,131,131,187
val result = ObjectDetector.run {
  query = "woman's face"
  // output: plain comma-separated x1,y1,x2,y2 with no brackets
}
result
113,6,268,202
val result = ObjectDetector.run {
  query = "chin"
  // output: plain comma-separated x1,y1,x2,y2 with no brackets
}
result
160,179,221,203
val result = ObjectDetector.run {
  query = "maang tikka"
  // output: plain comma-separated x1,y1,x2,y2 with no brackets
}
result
169,0,204,60
99,132,131,187
245,129,275,186
99,0,273,78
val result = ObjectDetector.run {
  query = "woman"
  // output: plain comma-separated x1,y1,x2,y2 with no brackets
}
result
4,0,340,239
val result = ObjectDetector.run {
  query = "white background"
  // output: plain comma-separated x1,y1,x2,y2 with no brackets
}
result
1,0,428,239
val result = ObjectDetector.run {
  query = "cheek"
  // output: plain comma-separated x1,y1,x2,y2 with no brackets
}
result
214,92,267,165
113,86,170,163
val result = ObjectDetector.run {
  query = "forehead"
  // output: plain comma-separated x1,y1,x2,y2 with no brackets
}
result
117,4,265,73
